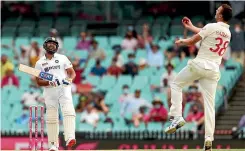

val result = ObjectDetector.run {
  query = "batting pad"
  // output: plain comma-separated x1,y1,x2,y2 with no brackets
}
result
61,103,76,141
46,106,59,147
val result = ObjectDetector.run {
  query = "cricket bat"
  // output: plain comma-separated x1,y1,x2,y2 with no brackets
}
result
18,64,54,81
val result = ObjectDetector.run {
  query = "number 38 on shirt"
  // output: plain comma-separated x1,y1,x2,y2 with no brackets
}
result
209,37,229,56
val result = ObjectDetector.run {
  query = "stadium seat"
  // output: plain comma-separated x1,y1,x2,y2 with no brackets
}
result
98,75,116,91
78,123,95,132
130,123,146,132
86,76,101,86
15,37,29,49
96,123,112,132
109,36,123,47
30,37,44,44
117,75,132,87
95,36,109,49
63,37,77,51
147,123,163,131
130,76,148,90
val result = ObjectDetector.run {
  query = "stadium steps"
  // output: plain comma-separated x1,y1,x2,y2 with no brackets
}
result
215,71,245,139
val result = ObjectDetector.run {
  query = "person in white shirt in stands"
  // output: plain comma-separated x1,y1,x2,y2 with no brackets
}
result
161,63,176,87
164,4,232,151
121,31,138,50
50,28,63,53
80,104,99,127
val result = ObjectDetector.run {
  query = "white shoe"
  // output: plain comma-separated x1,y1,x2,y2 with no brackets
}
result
204,136,212,151
164,116,186,134
49,144,58,151
66,138,76,148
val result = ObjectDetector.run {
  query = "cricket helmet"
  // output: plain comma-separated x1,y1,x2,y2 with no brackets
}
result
43,37,59,54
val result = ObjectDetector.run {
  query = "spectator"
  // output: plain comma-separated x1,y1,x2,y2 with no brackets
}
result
14,46,30,65
118,84,133,104
145,40,164,67
15,110,29,125
93,92,109,114
89,41,106,60
1,54,14,78
76,32,91,50
137,23,153,49
107,58,122,77
76,93,90,112
238,115,245,129
122,53,138,76
76,77,94,93
1,68,19,88
72,57,84,85
113,49,124,67
120,89,152,119
145,97,168,123
138,58,148,71
29,41,44,67
121,31,138,50
50,28,63,52
80,104,99,127
186,103,204,130
21,88,43,108
90,59,107,76
231,23,245,65
161,63,176,87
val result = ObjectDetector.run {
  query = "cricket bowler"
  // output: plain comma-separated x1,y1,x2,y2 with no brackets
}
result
35,37,76,151
164,4,232,151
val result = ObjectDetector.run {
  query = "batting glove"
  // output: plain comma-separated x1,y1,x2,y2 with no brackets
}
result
49,78,60,87
62,78,73,86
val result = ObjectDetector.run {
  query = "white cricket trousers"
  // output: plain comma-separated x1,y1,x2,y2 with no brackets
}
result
169,59,220,141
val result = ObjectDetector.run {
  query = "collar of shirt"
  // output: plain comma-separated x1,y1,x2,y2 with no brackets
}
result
217,22,230,28
43,53,58,60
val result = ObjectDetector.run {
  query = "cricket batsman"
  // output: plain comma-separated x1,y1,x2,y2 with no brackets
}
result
35,37,76,151
164,4,232,151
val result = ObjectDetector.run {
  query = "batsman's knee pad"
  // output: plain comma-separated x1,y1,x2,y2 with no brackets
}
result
61,103,76,117
46,106,59,123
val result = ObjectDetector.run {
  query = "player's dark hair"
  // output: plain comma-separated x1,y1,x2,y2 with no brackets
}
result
221,4,232,22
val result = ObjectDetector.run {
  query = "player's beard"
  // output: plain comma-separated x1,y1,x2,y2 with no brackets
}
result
46,49,56,55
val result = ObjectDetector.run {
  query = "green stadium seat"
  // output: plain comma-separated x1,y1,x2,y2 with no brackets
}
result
117,25,127,37
15,37,29,49
72,93,80,106
98,75,116,91
70,25,87,36
147,123,163,131
95,36,109,49
170,25,184,36
63,37,77,51
2,26,16,37
36,26,51,37
130,123,146,132
117,75,132,87
191,16,205,24
96,123,112,132
86,75,101,86
109,36,123,46
150,76,160,86
130,76,148,90
113,122,129,131
78,123,94,132
70,51,88,59
155,16,171,24
30,37,44,44
140,92,153,102
152,24,161,37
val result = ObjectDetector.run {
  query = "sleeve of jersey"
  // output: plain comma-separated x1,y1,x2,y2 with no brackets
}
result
198,24,213,39
64,56,73,69
34,62,41,70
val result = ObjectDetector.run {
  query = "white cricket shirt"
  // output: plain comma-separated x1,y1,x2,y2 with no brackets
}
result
196,22,231,71
35,53,73,85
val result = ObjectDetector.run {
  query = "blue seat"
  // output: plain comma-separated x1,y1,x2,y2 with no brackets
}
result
86,76,100,86
78,123,95,132
109,36,123,46
95,123,112,132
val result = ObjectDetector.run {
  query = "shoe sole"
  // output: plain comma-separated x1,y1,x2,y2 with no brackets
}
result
204,140,212,151
165,121,186,134
66,139,76,148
